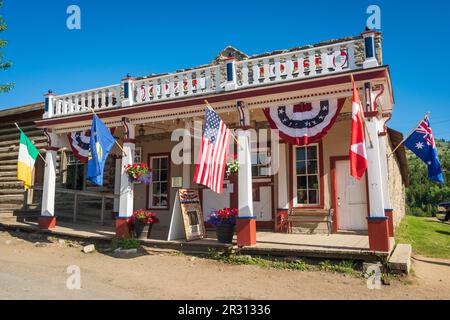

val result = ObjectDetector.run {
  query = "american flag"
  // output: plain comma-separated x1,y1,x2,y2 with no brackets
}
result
194,107,232,193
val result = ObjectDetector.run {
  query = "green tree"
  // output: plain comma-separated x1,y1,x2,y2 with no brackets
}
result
0,0,13,92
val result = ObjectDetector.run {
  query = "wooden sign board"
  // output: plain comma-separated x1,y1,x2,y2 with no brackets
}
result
167,189,206,241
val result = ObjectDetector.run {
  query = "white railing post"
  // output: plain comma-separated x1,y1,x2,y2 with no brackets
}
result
224,56,237,91
43,90,55,119
362,30,379,69
121,74,134,107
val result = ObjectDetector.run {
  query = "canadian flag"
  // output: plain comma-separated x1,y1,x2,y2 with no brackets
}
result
349,78,368,180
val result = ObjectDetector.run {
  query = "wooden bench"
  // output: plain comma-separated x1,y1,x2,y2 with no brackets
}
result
286,208,334,235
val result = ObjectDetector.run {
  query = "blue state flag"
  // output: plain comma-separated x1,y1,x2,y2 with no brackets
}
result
87,115,115,186
402,115,444,185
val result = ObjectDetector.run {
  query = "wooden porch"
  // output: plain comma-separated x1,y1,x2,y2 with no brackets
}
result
0,218,393,262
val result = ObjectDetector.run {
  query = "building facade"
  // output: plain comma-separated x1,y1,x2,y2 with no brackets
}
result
32,30,407,252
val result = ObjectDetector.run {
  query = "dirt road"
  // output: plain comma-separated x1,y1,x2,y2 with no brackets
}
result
0,230,449,300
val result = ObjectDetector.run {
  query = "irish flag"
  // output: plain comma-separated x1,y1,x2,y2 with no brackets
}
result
17,129,39,189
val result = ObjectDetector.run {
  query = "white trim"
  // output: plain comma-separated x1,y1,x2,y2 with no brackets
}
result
148,155,170,209
292,143,321,207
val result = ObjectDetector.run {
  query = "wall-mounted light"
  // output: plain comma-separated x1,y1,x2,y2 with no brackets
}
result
138,125,145,136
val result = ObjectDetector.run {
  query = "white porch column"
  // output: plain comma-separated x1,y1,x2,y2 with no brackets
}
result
366,117,385,217
116,122,135,237
237,129,254,217
182,121,192,188
113,157,122,213
277,143,288,209
40,148,58,228
378,134,391,209
366,116,390,252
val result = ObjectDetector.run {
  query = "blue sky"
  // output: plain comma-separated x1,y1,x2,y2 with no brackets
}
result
1,0,450,139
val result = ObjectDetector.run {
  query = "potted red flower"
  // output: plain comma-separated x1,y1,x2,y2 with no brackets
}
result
207,208,238,243
130,209,159,239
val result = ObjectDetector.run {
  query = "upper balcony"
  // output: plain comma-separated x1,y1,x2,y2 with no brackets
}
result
43,31,382,119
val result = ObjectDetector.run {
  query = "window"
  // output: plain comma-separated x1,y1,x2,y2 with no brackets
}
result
149,155,169,209
294,144,320,205
65,152,85,190
251,150,271,177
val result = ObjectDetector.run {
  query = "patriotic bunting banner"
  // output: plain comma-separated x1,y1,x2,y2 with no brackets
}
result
68,128,115,163
68,131,91,163
263,98,346,145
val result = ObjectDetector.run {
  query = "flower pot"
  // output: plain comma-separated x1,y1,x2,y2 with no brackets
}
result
132,222,153,240
215,224,235,244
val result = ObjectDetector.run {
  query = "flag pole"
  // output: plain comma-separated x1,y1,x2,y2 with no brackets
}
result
14,122,47,164
350,75,374,148
88,108,128,157
203,100,244,150
388,112,430,158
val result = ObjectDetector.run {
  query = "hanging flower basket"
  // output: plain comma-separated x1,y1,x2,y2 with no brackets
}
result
130,209,159,240
225,154,239,178
124,163,153,184
207,208,238,244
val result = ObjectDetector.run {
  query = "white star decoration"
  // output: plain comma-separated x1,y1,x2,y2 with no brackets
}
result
415,142,424,149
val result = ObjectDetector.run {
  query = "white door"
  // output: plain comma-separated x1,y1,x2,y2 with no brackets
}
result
253,186,272,221
336,160,368,231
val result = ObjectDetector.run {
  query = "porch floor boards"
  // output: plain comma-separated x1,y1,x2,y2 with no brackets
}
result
0,219,393,262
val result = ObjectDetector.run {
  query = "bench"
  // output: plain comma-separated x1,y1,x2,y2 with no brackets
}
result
286,208,334,235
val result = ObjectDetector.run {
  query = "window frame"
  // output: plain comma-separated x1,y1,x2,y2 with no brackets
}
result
147,153,171,210
290,143,324,208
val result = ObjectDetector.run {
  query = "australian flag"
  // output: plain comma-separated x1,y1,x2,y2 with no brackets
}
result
403,115,444,185
87,115,115,186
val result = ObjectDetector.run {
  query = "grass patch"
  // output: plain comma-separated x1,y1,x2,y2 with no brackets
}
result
318,260,361,276
395,215,450,259
205,249,363,273
111,237,141,250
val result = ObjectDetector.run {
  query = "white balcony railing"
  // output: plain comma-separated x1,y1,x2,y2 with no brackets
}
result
44,34,375,119
132,64,224,104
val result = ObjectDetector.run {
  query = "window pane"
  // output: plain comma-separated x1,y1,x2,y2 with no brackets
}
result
297,190,308,204
251,153,258,165
152,196,160,207
153,169,160,181
307,146,317,160
297,176,307,189
152,158,159,169
307,160,318,174
160,157,168,169
160,196,168,207
160,169,168,182
160,182,168,195
308,190,318,204
296,147,306,161
308,175,319,189
296,161,306,174
252,166,258,177
152,183,159,195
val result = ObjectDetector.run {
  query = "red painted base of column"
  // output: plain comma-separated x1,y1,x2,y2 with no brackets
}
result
384,209,394,237
38,216,56,229
115,218,131,239
236,217,256,247
367,217,390,252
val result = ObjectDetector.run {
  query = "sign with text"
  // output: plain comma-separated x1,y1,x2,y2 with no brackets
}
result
178,189,206,241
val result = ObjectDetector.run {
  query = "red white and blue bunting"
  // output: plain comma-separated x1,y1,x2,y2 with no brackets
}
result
67,128,116,163
263,98,346,145
67,131,91,163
